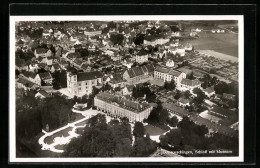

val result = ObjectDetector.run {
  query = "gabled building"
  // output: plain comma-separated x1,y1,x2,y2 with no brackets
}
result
180,78,201,90
35,90,50,99
204,87,215,97
34,48,48,58
122,85,134,95
135,50,149,64
154,66,186,87
123,64,155,85
36,72,53,86
177,98,190,107
16,78,39,91
67,71,103,97
222,93,236,101
108,73,126,89
51,63,61,73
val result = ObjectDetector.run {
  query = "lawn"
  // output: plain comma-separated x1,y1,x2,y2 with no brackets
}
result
44,127,73,145
144,125,167,136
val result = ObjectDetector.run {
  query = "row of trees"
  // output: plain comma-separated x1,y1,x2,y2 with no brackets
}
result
63,114,157,157
164,80,176,90
52,70,67,90
159,116,238,156
131,84,156,103
16,91,78,141
145,102,179,129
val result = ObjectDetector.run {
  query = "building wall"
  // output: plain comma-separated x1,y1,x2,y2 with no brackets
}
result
136,55,148,63
67,72,103,97
94,97,152,122
153,70,186,87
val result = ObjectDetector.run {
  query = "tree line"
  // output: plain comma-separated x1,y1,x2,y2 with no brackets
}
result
63,114,157,157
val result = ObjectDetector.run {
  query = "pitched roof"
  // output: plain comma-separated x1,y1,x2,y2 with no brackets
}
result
177,67,193,75
178,98,190,104
55,48,62,57
35,48,48,54
204,87,215,94
222,93,236,100
38,72,52,80
181,79,201,86
144,64,155,73
136,50,148,56
210,105,233,117
67,52,81,60
110,73,124,84
73,58,83,65
162,102,189,117
37,90,50,97
155,66,170,73
168,70,182,77
132,67,144,76
22,71,37,79
77,71,103,81
52,63,60,70
96,92,150,113
17,78,37,88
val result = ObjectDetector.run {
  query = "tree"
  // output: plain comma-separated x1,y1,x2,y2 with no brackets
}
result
170,25,180,32
114,86,121,92
214,81,229,95
174,90,181,100
192,88,206,105
134,33,145,45
164,80,176,90
183,90,191,99
114,138,132,157
194,125,208,137
107,21,117,29
132,137,157,157
101,83,112,92
168,116,178,127
110,34,124,45
133,122,145,138
166,129,182,147
187,71,195,80
147,102,170,126
52,70,67,90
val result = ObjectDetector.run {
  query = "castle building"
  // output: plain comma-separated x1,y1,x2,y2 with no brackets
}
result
94,92,153,122
67,71,103,97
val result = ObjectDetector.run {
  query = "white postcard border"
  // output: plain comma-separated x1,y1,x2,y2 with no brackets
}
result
9,15,244,163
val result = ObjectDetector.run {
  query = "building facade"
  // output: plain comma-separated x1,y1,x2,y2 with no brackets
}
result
67,71,103,97
135,54,148,64
180,78,201,90
154,66,186,87
143,38,170,46
94,92,153,122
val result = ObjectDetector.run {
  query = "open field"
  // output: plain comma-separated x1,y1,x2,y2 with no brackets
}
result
181,32,238,57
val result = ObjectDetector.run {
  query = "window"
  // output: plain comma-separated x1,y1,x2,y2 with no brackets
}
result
78,83,81,86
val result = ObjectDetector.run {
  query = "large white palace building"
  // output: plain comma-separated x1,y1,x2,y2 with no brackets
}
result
94,92,153,122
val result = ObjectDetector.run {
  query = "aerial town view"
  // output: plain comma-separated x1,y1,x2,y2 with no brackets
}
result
14,19,240,159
